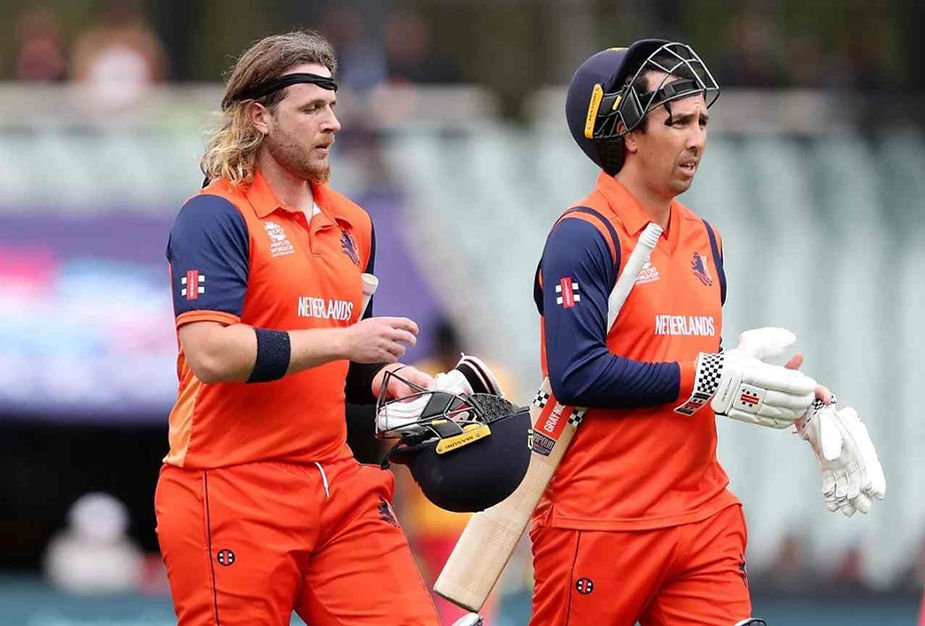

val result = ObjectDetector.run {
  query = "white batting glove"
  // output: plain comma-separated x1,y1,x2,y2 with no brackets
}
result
728,328,886,514
796,397,886,516
714,326,815,427
735,327,797,365
676,348,816,429
712,350,817,427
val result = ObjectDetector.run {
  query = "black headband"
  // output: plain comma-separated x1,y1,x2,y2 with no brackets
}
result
232,72,338,105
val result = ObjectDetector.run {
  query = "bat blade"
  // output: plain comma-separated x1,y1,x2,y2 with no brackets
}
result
434,377,578,611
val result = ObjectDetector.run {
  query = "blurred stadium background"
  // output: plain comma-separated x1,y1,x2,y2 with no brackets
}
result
1,0,924,624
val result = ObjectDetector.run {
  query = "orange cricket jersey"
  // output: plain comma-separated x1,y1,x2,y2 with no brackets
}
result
533,172,739,531
164,171,373,469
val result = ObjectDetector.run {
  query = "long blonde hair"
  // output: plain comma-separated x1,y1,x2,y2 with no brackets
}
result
201,31,337,186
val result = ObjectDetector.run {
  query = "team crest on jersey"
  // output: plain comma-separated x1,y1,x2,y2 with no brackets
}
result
340,229,360,266
691,252,712,286
378,497,399,527
555,277,580,308
636,261,660,284
181,270,205,301
264,221,295,257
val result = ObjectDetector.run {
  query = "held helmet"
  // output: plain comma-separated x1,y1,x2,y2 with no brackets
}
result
565,39,720,174
377,368,532,513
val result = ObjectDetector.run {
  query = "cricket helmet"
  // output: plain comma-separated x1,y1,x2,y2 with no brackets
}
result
565,39,720,174
377,368,532,513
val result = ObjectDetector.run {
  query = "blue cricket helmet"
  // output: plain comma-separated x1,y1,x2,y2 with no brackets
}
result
387,397,532,513
566,39,720,174
377,365,532,513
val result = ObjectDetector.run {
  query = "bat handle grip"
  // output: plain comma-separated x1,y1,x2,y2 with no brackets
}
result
360,273,379,318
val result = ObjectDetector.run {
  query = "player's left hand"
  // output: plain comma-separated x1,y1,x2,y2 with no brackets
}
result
795,397,886,516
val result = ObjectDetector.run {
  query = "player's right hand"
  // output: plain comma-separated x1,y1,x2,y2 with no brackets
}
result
343,316,418,363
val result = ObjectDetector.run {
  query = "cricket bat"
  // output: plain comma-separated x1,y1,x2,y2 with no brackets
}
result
434,222,663,612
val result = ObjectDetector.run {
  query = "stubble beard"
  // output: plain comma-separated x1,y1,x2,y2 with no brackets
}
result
264,131,331,184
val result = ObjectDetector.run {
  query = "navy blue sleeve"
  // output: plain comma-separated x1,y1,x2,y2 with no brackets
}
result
540,218,681,408
166,194,249,321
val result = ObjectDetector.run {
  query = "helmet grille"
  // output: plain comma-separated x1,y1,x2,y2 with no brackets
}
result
469,393,520,423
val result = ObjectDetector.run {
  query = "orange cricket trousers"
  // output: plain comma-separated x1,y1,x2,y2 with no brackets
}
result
529,504,751,626
155,457,439,626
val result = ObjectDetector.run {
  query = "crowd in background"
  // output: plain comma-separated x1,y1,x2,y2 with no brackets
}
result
4,0,919,112
7,1,460,97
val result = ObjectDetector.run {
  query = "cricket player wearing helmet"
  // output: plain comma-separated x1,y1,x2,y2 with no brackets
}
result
528,39,823,626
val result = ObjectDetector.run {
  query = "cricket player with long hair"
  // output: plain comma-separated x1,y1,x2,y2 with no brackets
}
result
154,30,472,626
527,40,885,626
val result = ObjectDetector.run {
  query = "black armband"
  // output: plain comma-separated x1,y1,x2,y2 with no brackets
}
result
247,328,291,383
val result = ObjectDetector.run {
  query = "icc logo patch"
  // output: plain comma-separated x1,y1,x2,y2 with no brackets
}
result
264,221,287,243
636,261,660,284
216,549,236,566
575,577,594,595
691,252,712,286
264,221,295,257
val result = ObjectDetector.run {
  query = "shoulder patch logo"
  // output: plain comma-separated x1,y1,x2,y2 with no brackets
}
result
264,221,295,257
691,252,712,286
340,229,360,266
181,270,205,300
555,277,580,308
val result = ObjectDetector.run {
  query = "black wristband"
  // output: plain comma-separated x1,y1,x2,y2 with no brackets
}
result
247,328,291,383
